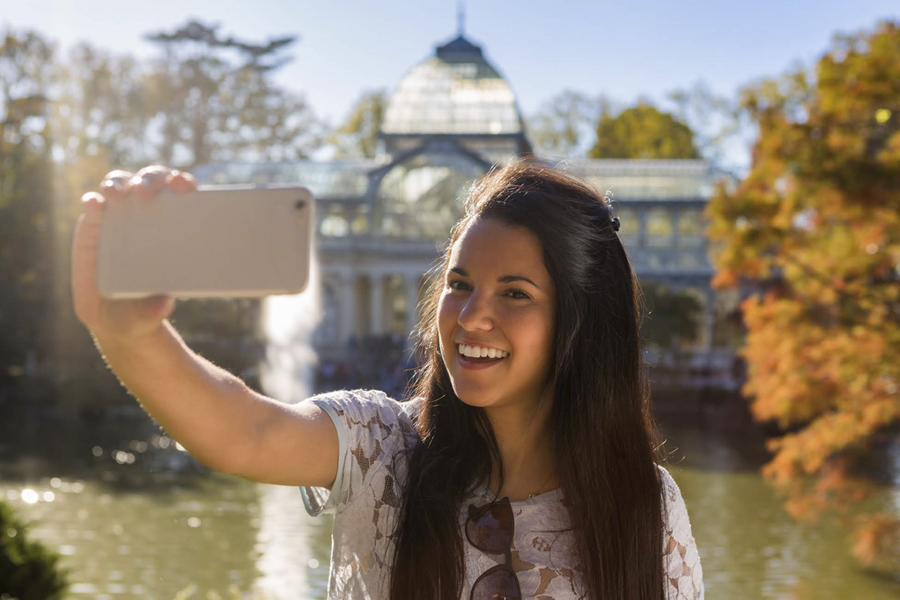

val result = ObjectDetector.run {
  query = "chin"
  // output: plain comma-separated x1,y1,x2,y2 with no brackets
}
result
451,384,508,409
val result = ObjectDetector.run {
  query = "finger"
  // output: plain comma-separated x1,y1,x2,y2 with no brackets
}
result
80,191,106,212
166,170,198,194
72,197,106,324
99,172,134,202
131,165,173,200
102,169,134,182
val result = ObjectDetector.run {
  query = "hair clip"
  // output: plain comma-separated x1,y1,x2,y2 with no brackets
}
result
611,216,620,232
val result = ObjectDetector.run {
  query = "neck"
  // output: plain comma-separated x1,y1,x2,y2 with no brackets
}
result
482,388,556,500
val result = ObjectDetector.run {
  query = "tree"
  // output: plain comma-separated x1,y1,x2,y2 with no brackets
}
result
527,90,610,158
331,89,386,158
667,81,752,174
707,21,900,573
0,500,68,599
53,42,155,174
589,102,700,159
143,19,324,167
0,29,56,390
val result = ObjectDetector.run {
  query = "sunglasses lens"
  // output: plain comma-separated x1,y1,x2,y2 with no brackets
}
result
466,499,514,554
470,566,522,600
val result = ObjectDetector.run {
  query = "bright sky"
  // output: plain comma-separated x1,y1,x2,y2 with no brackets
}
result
3,0,898,128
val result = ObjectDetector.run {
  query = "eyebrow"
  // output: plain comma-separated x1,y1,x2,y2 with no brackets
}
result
449,267,541,290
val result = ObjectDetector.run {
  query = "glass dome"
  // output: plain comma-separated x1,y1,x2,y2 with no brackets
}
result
382,35,525,136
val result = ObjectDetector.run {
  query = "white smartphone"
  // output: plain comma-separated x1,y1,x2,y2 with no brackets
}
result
97,185,314,299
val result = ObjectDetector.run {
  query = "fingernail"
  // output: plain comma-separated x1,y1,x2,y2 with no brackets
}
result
81,192,103,206
101,178,124,192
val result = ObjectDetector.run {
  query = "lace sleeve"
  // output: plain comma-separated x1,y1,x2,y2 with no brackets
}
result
299,389,416,516
659,466,704,600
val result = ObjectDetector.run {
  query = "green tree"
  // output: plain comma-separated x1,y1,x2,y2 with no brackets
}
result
0,29,56,392
0,500,68,599
332,89,386,158
589,102,700,159
143,19,324,167
707,21,900,573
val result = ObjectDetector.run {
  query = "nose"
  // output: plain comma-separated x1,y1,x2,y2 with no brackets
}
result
457,289,494,332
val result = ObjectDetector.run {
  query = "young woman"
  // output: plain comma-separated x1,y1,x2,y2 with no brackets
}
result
72,161,703,600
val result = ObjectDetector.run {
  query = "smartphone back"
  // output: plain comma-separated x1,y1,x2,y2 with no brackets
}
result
97,186,314,299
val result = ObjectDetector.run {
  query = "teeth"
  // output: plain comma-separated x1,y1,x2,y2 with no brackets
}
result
458,344,508,359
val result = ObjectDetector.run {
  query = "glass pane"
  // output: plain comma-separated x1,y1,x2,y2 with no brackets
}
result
615,207,639,236
321,215,349,237
646,208,673,247
383,58,523,135
376,152,485,240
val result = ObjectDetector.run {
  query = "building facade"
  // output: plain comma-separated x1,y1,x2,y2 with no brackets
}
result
194,32,734,378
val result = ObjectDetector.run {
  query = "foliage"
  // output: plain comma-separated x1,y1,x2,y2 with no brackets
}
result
667,81,753,174
589,102,700,160
0,23,323,409
0,29,57,389
527,90,610,158
707,20,900,572
639,280,704,348
53,43,154,171
143,19,325,167
331,89,386,158
0,500,68,599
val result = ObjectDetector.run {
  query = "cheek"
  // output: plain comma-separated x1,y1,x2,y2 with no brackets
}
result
507,309,554,363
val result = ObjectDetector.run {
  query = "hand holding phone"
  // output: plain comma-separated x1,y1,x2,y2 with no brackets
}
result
71,166,314,345
72,167,192,344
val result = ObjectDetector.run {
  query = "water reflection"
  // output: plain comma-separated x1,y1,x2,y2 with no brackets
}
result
253,484,331,600
2,392,899,597
655,391,900,599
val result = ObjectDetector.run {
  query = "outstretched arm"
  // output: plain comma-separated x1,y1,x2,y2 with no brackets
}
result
72,166,338,487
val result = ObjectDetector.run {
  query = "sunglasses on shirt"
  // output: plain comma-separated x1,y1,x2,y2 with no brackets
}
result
465,497,523,600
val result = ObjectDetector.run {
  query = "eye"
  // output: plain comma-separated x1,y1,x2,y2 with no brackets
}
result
505,289,531,300
447,279,471,291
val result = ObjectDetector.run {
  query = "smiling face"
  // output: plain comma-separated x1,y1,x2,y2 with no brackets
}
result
437,218,557,410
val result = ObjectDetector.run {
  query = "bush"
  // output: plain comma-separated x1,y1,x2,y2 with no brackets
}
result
0,500,67,600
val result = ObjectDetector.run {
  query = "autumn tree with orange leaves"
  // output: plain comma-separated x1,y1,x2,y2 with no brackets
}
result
707,21,900,574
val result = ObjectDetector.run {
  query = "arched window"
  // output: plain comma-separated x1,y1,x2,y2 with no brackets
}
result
375,152,485,241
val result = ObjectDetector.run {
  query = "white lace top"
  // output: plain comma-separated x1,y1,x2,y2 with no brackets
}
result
300,389,704,600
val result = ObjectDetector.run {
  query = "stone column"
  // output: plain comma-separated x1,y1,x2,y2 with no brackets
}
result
370,273,384,336
338,272,356,344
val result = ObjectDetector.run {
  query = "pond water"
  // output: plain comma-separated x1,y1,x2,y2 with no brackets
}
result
1,392,899,600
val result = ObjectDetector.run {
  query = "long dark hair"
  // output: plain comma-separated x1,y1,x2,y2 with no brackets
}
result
390,160,667,600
